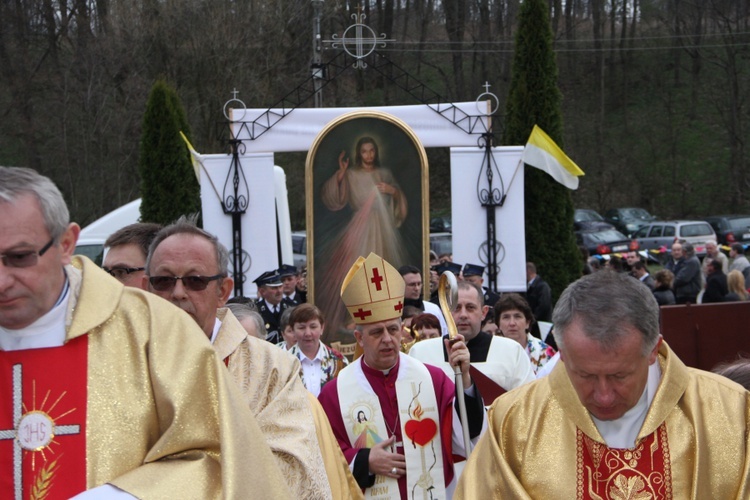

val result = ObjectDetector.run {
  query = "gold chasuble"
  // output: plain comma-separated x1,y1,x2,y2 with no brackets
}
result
0,257,291,499
456,342,750,499
213,307,354,499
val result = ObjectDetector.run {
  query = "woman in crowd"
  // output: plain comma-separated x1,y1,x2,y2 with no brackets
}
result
288,304,348,396
652,269,676,305
411,313,442,340
400,312,441,353
493,293,556,374
277,307,297,350
725,270,749,302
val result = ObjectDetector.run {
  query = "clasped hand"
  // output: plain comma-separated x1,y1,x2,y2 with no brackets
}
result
368,435,406,478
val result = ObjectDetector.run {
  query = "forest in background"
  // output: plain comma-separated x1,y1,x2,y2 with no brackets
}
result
1,0,748,227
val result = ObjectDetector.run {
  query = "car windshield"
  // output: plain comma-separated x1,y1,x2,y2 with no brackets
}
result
575,210,604,222
75,244,104,266
622,208,653,220
680,223,713,237
430,234,452,255
729,217,750,232
586,229,628,243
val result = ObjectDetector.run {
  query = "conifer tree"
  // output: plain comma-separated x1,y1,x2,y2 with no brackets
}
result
138,80,200,225
502,0,581,299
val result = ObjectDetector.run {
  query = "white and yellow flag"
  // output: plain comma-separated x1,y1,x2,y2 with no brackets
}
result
179,131,202,182
522,125,584,190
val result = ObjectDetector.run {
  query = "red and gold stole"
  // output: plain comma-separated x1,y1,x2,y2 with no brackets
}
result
1,336,88,499
576,424,673,499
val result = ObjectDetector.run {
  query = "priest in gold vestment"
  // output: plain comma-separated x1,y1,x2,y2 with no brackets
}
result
457,271,750,500
145,216,363,499
0,167,291,499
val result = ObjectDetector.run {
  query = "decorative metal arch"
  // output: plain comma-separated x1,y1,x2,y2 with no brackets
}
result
221,35,505,293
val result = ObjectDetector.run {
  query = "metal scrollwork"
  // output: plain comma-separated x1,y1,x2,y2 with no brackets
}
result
221,89,251,296
325,10,395,69
473,83,504,290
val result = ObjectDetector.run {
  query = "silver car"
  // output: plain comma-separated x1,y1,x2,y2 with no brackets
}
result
633,220,716,258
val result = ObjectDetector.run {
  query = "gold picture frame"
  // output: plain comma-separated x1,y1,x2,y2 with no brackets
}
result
305,110,429,342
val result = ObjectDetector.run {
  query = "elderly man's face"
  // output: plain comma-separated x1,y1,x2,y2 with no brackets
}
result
0,194,79,330
355,318,402,371
146,233,232,339
561,318,661,421
239,316,264,339
262,284,283,306
671,244,683,260
706,242,718,257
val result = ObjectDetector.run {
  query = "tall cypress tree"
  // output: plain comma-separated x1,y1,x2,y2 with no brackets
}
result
138,80,200,225
502,0,581,299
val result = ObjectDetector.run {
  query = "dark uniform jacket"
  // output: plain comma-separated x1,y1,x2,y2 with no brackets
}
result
256,297,295,344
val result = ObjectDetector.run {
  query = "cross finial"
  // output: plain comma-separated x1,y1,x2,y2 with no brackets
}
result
231,88,239,100
483,81,491,93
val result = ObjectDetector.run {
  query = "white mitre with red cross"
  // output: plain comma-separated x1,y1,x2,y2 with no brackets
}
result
340,252,405,325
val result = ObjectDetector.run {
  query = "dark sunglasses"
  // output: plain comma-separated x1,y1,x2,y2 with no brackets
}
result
1,237,55,268
148,274,225,292
103,266,145,281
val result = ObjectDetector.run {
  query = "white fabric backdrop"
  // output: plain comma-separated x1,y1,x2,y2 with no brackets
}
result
233,102,488,152
200,153,277,298
200,103,525,297
450,147,526,292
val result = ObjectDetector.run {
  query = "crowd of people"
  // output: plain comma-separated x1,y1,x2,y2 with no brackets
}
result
585,240,750,306
2,166,749,499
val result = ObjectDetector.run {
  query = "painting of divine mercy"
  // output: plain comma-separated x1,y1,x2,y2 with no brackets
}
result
305,111,428,342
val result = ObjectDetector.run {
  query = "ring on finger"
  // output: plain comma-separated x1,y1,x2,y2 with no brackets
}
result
391,467,398,475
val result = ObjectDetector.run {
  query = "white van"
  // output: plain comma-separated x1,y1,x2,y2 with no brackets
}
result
75,198,142,265
74,166,293,268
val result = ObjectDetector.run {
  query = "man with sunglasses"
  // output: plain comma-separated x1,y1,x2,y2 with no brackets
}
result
145,217,358,499
102,222,161,287
0,167,292,498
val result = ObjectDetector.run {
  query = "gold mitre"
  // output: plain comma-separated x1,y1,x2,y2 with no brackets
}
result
340,252,405,325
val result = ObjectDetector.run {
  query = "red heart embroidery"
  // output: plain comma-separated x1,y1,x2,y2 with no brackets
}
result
404,418,438,447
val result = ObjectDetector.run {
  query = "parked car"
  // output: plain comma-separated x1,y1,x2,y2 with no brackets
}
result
292,230,307,268
574,209,613,231
604,207,656,236
429,232,453,257
430,216,452,233
632,220,716,259
575,227,638,256
703,215,750,246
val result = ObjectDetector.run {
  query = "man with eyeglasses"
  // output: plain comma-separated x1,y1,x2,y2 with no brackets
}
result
145,216,359,499
0,167,291,498
101,222,161,287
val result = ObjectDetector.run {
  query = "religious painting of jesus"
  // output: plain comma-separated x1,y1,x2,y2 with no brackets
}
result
305,111,428,343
